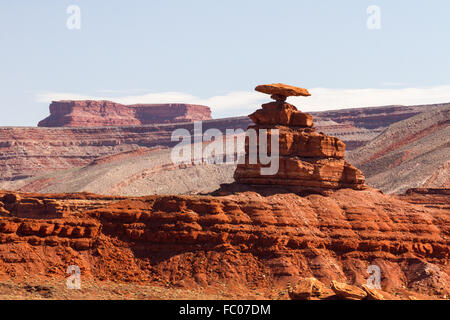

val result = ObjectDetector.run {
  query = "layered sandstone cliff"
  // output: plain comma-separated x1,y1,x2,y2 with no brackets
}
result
234,84,365,191
0,187,448,299
38,100,212,127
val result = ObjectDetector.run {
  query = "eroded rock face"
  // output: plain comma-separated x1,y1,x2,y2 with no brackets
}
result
0,117,251,182
0,188,448,299
249,102,314,127
347,104,450,194
234,85,365,191
38,100,212,127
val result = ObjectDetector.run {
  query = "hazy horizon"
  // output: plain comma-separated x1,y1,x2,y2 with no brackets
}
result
1,0,450,125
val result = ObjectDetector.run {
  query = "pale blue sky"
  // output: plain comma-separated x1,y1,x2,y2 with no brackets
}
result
1,0,449,126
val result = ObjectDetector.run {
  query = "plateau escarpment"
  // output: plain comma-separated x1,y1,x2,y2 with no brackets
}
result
38,100,212,127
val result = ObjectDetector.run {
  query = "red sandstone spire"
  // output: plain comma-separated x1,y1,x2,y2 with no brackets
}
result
234,84,366,191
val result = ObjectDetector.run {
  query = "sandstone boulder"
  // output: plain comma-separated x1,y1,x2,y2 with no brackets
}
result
362,284,386,300
288,277,332,300
331,281,367,300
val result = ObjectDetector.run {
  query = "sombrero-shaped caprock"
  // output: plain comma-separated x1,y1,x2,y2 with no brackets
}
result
255,83,311,102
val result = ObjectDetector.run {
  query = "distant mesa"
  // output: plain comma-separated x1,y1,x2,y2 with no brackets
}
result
234,83,366,191
38,100,212,127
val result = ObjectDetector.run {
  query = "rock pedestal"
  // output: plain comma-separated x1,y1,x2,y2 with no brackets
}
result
234,83,365,191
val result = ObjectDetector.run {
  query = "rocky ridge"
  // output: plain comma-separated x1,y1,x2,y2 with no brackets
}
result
348,104,450,193
311,102,449,150
0,187,448,299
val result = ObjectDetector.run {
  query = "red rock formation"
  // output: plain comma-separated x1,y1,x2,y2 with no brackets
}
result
331,281,367,300
288,277,333,300
234,84,365,191
255,83,311,101
0,188,448,299
38,100,212,127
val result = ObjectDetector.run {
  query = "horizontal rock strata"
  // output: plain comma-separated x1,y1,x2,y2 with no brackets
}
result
0,189,448,298
38,100,212,127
